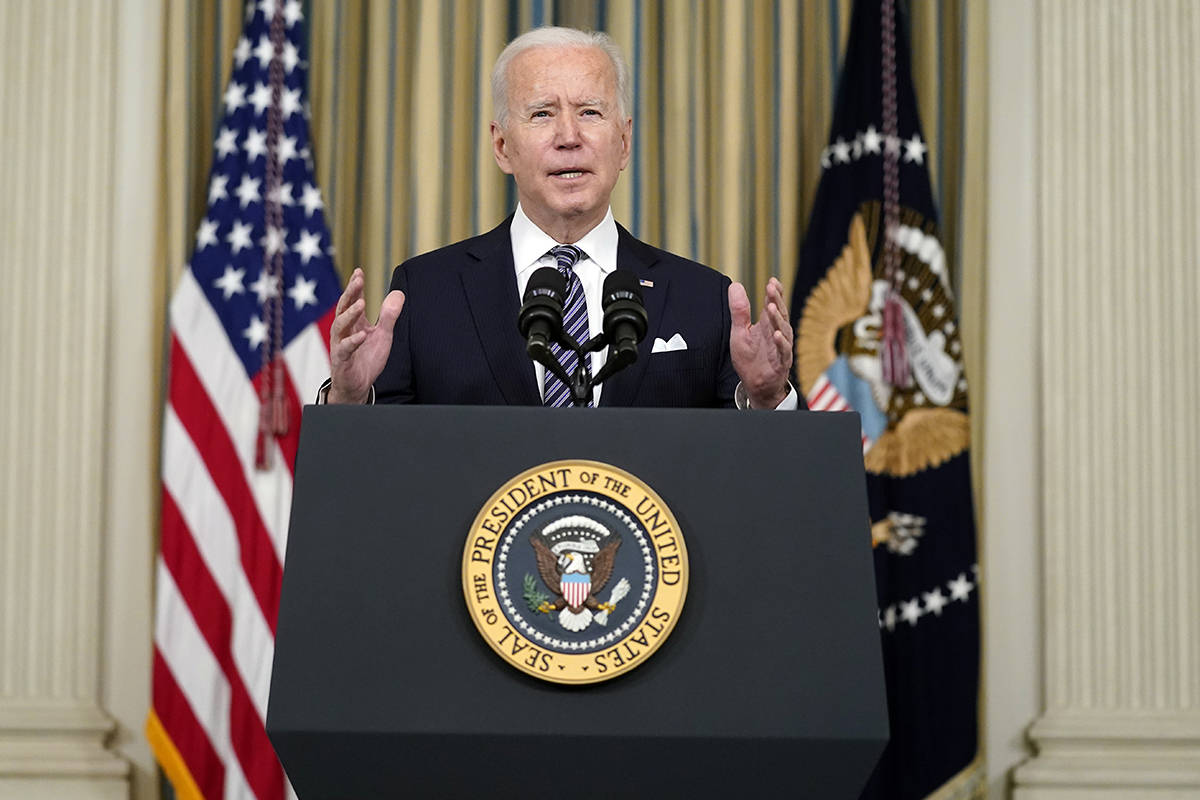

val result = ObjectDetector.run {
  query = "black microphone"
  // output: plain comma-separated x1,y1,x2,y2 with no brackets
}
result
600,269,647,368
518,267,567,363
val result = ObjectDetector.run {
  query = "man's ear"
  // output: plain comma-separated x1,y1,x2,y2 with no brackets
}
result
491,121,514,174
619,117,633,170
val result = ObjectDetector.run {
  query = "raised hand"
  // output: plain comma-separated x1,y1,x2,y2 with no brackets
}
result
328,268,405,404
728,277,793,409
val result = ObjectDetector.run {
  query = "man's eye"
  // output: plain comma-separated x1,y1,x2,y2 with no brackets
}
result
532,110,550,118
582,109,601,117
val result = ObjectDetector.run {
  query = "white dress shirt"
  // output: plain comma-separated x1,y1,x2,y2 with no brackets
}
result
510,204,616,405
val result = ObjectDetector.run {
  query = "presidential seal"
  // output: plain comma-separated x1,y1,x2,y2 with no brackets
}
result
462,460,687,685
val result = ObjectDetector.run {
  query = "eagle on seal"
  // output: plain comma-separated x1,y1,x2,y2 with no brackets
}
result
529,517,621,632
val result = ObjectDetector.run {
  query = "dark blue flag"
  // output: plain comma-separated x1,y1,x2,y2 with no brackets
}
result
790,1,982,797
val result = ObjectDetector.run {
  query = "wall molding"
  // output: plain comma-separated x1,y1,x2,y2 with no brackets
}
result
1014,0,1200,796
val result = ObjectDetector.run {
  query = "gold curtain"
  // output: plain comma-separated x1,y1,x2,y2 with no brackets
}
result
164,0,986,323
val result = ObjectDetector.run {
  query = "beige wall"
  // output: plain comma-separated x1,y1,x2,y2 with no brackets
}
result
2,2,1197,799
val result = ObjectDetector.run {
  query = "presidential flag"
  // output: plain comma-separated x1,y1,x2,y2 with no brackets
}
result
790,1,982,797
147,1,341,798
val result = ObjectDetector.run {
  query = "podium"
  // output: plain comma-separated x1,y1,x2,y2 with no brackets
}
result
267,406,887,798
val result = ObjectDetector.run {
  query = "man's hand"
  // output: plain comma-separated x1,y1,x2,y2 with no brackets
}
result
729,277,793,409
328,268,406,404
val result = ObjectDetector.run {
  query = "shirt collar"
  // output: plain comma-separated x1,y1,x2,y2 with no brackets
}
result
511,204,618,278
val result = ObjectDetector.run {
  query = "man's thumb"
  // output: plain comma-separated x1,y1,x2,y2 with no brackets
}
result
377,290,406,333
728,282,751,329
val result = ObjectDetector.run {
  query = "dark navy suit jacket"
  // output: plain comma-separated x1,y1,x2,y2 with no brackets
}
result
375,218,739,407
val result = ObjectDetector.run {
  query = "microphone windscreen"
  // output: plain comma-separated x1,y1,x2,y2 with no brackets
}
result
601,269,643,307
524,266,567,303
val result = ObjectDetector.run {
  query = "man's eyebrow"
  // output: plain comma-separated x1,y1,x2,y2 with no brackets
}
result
523,99,558,113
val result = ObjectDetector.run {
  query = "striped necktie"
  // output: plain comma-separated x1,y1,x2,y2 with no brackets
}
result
543,244,591,407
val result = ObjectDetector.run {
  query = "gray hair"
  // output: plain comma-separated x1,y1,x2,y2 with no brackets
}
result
491,26,632,127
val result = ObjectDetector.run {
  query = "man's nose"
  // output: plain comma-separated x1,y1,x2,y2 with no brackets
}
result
554,115,581,147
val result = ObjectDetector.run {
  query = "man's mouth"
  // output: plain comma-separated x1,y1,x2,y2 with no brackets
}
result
551,169,587,179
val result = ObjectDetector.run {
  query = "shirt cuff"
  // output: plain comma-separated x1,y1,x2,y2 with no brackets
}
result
315,378,375,405
734,381,799,411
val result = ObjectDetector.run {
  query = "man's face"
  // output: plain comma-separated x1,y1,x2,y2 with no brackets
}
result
491,45,632,239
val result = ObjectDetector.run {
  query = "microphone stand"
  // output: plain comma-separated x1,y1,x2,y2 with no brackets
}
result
535,331,629,407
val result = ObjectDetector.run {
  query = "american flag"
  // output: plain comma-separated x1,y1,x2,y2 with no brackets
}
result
147,2,340,798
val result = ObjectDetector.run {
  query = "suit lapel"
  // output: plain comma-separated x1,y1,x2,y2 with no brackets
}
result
460,219,541,405
599,225,668,407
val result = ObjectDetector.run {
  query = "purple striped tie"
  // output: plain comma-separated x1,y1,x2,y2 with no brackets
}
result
543,244,591,407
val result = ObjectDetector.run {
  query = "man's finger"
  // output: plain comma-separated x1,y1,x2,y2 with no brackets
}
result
332,329,367,363
728,282,752,330
766,301,791,336
331,297,367,342
767,278,789,318
335,268,364,316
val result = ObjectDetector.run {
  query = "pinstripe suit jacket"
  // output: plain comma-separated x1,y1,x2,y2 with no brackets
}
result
375,218,738,408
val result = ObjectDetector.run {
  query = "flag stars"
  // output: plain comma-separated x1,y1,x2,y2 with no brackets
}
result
907,276,920,290
213,266,246,299
948,573,974,602
233,36,252,68
260,226,288,257
243,315,268,349
268,182,295,207
899,599,923,626
244,127,268,162
944,321,956,335
861,125,882,154
293,229,323,264
820,125,931,171
196,219,219,250
249,82,272,116
208,174,229,204
280,86,302,119
831,137,852,164
923,588,948,616
226,221,254,253
903,134,927,164
234,174,261,208
250,272,282,304
288,275,318,309
950,340,962,355
215,127,239,159
300,183,324,217
253,35,274,69
278,134,299,165
223,81,247,113
283,0,303,26
932,303,945,318
282,40,300,72
882,605,897,632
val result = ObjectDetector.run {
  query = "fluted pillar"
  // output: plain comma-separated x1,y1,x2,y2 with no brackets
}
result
1014,1,1200,796
0,0,163,797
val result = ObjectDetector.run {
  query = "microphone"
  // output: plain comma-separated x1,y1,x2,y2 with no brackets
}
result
600,269,647,370
518,267,567,363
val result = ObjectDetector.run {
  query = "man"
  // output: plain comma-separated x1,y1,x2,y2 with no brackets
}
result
326,26,795,409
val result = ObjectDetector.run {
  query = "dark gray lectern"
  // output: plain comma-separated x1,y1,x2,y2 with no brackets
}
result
267,406,886,798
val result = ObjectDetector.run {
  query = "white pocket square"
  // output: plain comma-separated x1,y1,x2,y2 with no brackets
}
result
651,333,688,353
